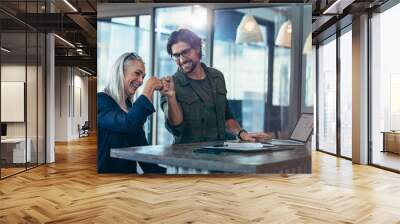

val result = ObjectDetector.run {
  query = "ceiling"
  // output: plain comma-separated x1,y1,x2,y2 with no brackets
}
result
307,0,390,43
1,0,394,75
0,0,97,75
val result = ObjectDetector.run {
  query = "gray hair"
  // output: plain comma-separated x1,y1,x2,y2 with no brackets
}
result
103,52,144,112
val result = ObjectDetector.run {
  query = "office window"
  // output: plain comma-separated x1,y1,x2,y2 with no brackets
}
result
317,37,337,154
272,47,291,107
371,3,400,171
97,16,151,95
154,6,207,144
304,45,315,109
213,8,269,132
213,7,297,136
339,28,352,158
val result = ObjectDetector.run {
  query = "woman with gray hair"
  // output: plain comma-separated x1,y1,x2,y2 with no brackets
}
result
97,52,166,173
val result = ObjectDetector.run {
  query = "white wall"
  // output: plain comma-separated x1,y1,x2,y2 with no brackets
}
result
54,67,89,141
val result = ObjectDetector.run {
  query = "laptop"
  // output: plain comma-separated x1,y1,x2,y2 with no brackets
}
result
264,113,314,146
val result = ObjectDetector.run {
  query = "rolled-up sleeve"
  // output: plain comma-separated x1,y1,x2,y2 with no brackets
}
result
160,94,186,136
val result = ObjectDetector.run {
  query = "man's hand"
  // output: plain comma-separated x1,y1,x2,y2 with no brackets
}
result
160,76,175,97
239,132,272,142
147,76,163,91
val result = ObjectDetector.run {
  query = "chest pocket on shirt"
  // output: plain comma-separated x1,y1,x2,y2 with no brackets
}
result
177,94,202,120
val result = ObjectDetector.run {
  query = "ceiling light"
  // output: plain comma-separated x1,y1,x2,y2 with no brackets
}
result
1,47,11,53
54,34,75,48
275,21,292,48
63,0,78,12
78,67,92,76
236,14,264,44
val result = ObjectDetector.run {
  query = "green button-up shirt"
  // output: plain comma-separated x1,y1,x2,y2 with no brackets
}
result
160,63,234,144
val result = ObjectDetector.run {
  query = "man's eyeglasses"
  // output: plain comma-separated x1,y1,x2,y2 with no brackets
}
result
171,48,192,61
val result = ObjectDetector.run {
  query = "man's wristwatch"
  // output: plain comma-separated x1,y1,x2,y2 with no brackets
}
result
237,129,248,140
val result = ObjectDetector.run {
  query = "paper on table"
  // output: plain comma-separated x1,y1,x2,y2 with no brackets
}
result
223,142,264,148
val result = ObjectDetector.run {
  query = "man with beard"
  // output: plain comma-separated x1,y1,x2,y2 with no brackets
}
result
160,29,270,144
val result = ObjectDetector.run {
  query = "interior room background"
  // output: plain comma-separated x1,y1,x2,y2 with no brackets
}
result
97,3,313,145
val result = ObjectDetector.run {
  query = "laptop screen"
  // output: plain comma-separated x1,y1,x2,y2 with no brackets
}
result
290,114,314,142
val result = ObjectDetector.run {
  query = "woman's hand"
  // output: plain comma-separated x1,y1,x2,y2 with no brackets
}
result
160,76,175,98
146,76,163,91
142,77,162,102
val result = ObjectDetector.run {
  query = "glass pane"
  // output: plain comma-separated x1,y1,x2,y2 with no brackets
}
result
154,6,207,144
371,4,400,171
273,47,291,106
317,37,337,154
27,31,39,169
98,16,151,95
213,8,268,134
1,30,27,177
304,42,315,108
340,29,352,158
38,33,46,165
213,6,297,138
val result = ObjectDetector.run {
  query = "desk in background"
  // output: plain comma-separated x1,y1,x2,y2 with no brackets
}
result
111,141,311,174
1,138,32,164
382,131,400,154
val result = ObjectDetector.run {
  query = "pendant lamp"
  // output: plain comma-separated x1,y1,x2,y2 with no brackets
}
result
236,14,264,44
275,21,292,48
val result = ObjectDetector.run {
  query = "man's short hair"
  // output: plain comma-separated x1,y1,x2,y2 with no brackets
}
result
167,29,202,59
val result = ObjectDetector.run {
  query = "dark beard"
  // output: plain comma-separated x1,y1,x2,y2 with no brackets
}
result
179,60,197,74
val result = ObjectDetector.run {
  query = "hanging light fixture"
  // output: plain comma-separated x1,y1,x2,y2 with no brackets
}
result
235,13,264,44
303,33,312,55
275,20,292,48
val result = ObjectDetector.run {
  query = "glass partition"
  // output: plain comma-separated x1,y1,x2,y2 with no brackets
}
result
27,31,38,169
371,3,400,171
339,28,352,158
317,36,337,154
0,1,46,179
1,30,28,177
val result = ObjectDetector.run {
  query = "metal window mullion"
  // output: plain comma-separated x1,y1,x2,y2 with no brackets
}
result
36,6,39,167
336,28,341,157
25,0,28,171
316,45,319,150
0,23,2,179
367,11,373,165
150,8,157,145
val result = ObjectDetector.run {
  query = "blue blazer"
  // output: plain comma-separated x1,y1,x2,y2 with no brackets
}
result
97,92,164,173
